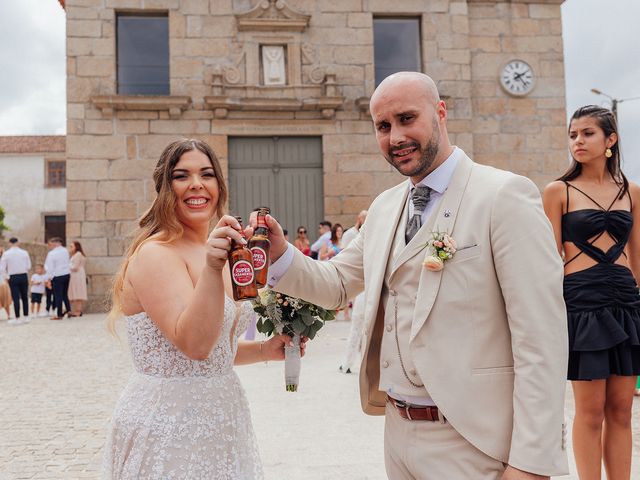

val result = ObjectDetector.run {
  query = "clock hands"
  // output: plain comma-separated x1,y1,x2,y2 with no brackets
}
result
513,71,530,87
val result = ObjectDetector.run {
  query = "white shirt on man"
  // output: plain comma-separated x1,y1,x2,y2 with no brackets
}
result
405,146,460,224
0,246,31,276
341,226,359,249
310,231,331,254
45,246,71,278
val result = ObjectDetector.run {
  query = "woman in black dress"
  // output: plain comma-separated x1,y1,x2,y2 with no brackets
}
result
543,105,640,480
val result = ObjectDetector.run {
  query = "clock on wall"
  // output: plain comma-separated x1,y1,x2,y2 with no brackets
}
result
499,59,535,97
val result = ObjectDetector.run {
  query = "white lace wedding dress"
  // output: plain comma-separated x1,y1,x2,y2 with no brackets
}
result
103,297,263,479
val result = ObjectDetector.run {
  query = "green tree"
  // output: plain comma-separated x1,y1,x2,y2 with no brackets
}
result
0,205,9,236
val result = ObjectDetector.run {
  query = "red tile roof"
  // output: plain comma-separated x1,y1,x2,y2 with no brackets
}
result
0,136,65,154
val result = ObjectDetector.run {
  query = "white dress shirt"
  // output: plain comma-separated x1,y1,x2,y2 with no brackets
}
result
310,231,331,254
0,246,31,276
45,246,71,278
341,226,359,249
269,147,462,287
406,146,460,225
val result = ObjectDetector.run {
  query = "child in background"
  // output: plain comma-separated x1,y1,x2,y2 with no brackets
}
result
44,277,54,317
30,264,47,318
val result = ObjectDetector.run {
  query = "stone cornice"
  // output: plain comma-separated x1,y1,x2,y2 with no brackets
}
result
236,0,311,32
204,93,344,119
91,95,191,118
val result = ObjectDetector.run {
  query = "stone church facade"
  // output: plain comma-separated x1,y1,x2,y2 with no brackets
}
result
61,0,566,310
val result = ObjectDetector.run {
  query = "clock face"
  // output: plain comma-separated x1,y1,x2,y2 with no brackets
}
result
500,60,535,96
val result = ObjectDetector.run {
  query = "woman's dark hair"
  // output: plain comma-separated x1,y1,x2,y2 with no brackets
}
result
558,105,627,199
330,223,343,244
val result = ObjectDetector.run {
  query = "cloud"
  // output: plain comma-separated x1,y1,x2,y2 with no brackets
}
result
0,0,66,135
562,0,640,181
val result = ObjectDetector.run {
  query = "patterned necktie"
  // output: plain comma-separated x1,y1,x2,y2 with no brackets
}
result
405,185,432,243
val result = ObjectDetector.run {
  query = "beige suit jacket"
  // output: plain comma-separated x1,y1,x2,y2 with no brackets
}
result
274,154,569,476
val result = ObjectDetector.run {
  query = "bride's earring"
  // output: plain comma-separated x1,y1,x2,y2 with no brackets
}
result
605,148,613,158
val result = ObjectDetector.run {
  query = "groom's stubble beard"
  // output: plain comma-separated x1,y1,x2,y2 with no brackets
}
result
385,117,441,179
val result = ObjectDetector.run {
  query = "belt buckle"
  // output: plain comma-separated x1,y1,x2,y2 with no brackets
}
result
392,398,413,421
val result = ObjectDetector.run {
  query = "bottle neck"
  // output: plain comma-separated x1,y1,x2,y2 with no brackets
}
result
254,226,268,236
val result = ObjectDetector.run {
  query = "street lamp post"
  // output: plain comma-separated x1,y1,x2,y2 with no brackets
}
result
591,88,640,120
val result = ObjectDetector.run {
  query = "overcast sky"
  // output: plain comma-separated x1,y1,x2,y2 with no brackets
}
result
0,0,639,180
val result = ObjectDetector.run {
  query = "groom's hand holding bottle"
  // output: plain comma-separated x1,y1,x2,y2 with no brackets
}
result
247,212,288,264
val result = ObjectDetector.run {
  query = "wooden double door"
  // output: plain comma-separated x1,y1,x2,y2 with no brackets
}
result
228,136,324,242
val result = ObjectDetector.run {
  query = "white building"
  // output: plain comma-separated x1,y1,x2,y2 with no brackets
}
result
0,136,66,243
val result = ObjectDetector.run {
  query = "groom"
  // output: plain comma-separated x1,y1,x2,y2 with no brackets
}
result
261,72,568,479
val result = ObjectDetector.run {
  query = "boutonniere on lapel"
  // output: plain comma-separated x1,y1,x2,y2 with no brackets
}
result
421,230,457,272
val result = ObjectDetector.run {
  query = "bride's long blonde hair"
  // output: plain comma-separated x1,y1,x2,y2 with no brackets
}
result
106,139,227,333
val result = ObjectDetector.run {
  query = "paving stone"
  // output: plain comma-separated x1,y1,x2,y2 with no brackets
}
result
1,314,639,479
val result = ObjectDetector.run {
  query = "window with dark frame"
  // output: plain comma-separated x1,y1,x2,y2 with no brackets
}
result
46,160,66,188
373,17,422,87
117,13,170,95
44,215,66,245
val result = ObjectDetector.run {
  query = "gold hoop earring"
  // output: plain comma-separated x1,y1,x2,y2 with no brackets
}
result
605,148,613,158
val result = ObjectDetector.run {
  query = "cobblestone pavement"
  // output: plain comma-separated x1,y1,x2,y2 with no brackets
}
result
1,313,639,479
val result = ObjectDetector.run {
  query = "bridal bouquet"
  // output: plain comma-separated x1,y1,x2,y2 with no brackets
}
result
253,290,336,391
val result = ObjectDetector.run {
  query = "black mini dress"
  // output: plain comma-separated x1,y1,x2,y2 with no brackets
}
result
562,182,640,380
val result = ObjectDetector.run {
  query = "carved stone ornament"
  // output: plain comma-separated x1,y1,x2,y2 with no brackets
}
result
236,0,311,32
262,46,286,85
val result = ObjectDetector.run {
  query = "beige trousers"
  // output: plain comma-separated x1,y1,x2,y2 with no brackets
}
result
384,402,505,480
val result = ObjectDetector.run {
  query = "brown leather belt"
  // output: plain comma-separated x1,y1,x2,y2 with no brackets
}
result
387,395,444,422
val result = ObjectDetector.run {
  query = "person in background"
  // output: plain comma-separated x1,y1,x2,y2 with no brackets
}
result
294,226,311,256
309,220,331,260
319,223,344,261
543,105,640,480
342,210,368,248
30,264,47,318
320,224,349,320
340,210,369,373
0,247,13,320
283,229,289,242
0,237,31,324
68,240,88,317
44,277,54,317
44,237,71,320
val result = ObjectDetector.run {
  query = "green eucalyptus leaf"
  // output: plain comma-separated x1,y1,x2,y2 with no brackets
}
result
292,317,306,333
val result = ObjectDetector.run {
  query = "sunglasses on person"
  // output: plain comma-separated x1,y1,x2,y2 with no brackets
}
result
298,230,306,234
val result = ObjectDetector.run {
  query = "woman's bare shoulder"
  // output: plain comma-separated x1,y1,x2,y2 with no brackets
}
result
543,180,566,195
128,240,184,274
542,180,566,203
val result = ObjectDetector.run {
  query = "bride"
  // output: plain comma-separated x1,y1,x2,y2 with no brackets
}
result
103,139,298,479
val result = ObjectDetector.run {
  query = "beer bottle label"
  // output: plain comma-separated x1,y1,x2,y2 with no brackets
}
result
231,260,254,286
251,247,267,270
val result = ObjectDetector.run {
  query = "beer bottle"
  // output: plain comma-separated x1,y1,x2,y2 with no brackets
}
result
248,207,271,288
228,216,258,301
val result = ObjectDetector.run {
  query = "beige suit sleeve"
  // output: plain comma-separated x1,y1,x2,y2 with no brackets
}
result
491,175,568,475
273,224,366,310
